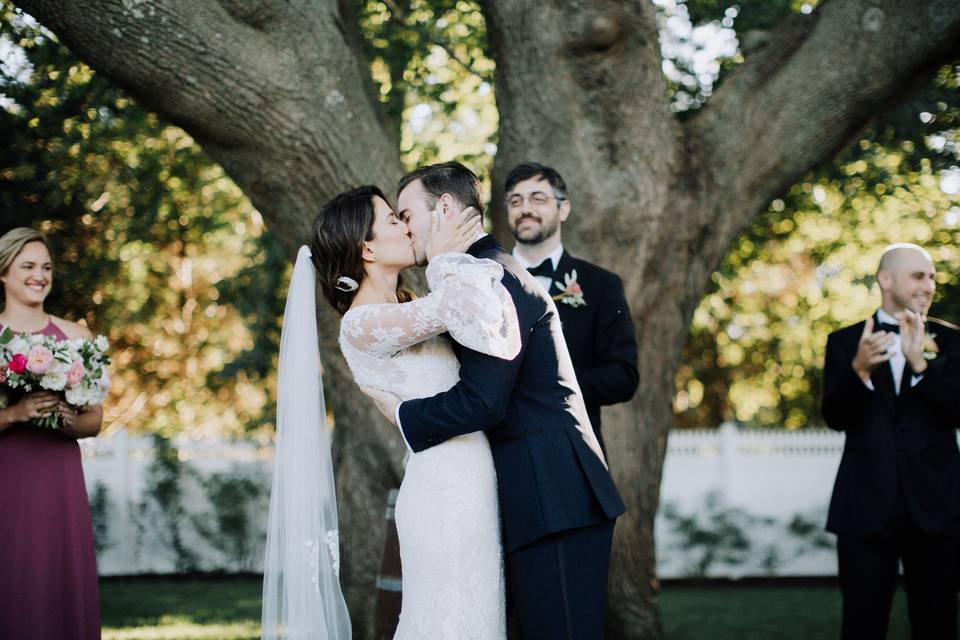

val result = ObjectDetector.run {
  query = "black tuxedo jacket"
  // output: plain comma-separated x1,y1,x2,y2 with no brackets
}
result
550,251,639,452
821,314,960,536
398,236,626,553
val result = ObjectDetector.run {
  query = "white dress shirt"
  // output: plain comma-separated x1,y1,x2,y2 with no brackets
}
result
512,244,564,294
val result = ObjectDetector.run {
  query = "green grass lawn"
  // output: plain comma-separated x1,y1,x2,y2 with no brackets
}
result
659,583,910,640
100,578,914,639
101,578,261,640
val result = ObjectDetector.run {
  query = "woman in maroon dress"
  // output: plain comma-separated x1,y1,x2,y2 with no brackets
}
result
0,227,103,640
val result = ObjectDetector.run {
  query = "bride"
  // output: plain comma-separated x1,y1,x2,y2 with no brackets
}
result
262,185,520,639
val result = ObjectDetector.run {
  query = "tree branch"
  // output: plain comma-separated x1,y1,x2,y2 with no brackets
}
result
16,0,287,149
13,0,402,232
215,0,278,30
694,0,960,270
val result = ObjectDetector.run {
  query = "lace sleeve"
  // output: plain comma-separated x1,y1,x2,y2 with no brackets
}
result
341,253,521,360
425,252,520,359
341,297,446,358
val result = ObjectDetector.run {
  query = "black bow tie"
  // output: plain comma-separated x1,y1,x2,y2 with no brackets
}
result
527,258,555,279
876,321,900,334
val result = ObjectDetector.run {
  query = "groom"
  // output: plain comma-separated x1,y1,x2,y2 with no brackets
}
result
367,161,625,640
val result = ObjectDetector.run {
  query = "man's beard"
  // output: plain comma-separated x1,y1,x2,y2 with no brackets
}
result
512,216,560,245
892,290,931,315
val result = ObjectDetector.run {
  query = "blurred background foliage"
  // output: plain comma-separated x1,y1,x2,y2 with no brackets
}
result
1,0,957,435
358,0,498,177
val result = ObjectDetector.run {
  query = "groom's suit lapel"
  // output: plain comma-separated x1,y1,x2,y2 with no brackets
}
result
466,234,500,258
867,312,898,413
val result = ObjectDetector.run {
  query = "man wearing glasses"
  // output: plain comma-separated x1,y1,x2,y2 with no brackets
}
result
505,162,639,455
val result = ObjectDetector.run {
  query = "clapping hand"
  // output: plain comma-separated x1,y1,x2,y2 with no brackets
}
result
851,317,897,383
425,205,483,262
897,309,928,374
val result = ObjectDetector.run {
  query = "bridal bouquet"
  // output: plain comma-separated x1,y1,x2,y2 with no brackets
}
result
0,327,111,429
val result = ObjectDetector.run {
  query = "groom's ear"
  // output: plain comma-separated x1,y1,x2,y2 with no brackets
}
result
438,193,456,218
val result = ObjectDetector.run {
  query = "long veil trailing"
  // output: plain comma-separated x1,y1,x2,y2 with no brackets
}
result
262,246,351,639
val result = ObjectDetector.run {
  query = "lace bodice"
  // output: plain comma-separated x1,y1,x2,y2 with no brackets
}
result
339,252,520,400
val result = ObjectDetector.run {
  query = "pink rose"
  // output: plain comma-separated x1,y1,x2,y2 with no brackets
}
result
26,345,54,374
8,354,27,375
66,361,86,388
566,282,583,295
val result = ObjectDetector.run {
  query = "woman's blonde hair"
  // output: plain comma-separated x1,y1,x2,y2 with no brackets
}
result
0,227,52,305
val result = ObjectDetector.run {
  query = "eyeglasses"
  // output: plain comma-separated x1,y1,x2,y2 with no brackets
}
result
505,192,566,209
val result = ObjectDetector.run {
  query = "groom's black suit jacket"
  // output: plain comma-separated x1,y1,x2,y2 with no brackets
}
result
399,236,626,553
821,314,960,536
550,250,639,453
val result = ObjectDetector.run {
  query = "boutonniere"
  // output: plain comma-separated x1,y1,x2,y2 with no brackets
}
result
553,270,587,307
923,333,939,360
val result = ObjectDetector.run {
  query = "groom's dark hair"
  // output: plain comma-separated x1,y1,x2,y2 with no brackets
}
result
398,161,484,217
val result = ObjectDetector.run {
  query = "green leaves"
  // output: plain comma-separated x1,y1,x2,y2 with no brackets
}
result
358,0,497,175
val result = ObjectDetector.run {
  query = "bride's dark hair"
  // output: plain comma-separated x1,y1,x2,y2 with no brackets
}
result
310,185,413,315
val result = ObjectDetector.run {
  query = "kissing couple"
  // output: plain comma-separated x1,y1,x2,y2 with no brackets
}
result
262,161,625,640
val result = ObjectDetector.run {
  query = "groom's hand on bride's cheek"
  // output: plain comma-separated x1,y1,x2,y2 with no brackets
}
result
361,387,401,426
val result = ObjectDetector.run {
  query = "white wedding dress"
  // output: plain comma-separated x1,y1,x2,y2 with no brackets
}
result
339,252,520,640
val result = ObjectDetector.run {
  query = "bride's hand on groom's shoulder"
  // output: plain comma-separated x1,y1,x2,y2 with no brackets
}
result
425,205,483,261
361,386,402,426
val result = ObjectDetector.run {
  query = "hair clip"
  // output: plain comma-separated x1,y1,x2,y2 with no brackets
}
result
335,276,359,292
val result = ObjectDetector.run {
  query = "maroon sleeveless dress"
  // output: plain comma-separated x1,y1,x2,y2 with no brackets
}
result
0,320,101,639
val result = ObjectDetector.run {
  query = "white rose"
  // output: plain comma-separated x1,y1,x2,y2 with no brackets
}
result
8,335,29,355
40,369,68,391
65,384,90,407
94,335,109,352
89,388,108,407
46,358,68,375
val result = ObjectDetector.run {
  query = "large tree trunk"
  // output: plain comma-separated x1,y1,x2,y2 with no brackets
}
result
14,0,960,637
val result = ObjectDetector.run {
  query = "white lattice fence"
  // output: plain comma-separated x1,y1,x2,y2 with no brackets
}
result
80,425,959,577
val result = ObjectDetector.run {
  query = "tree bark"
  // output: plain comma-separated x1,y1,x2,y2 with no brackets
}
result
479,0,960,636
13,0,960,637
